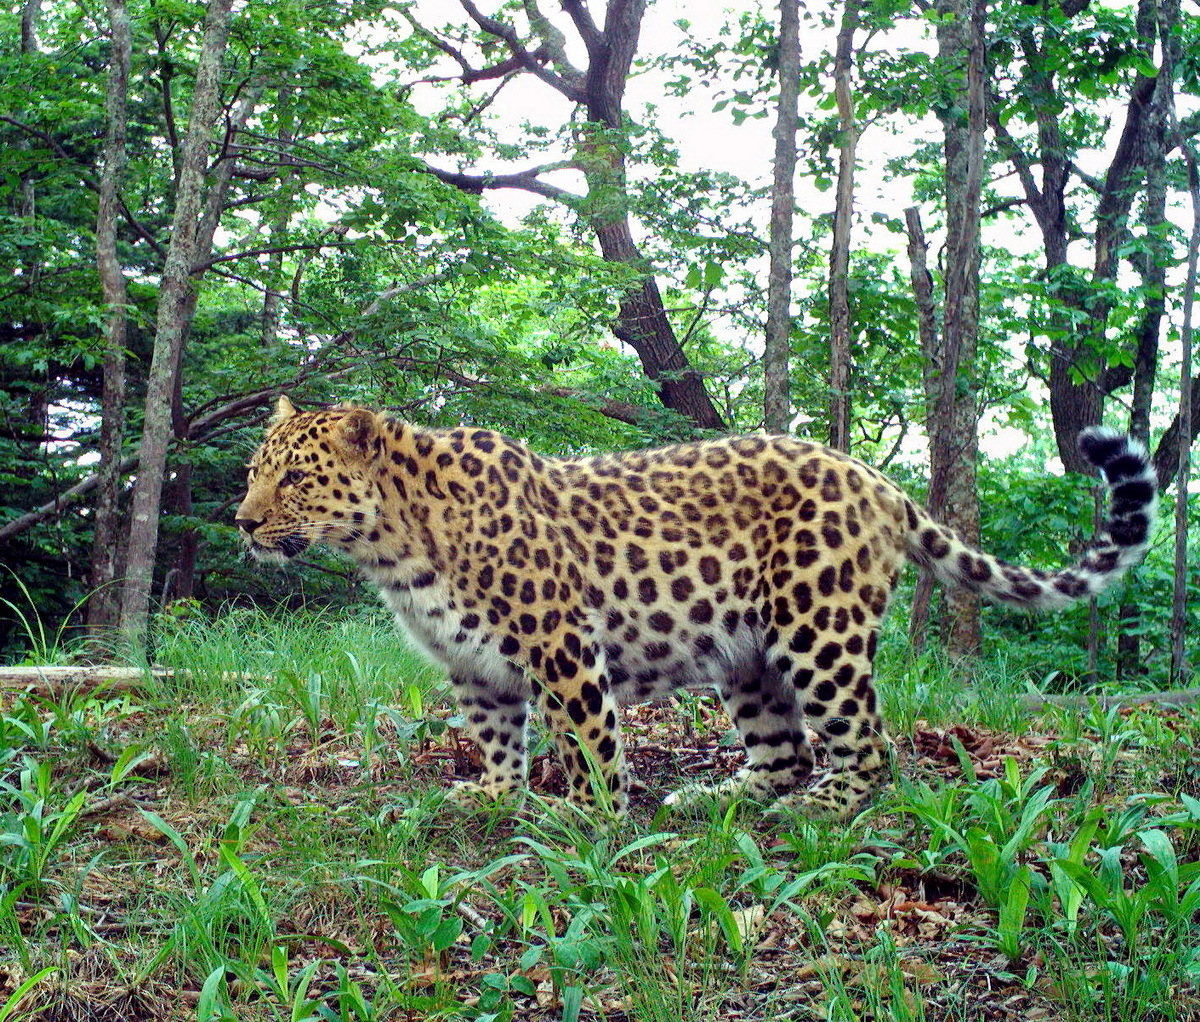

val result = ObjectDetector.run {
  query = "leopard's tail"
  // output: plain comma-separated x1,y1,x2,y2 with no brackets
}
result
906,427,1158,612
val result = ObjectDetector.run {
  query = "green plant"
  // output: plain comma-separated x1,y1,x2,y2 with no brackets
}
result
1044,701,1143,793
812,926,928,1022
317,962,394,1021
0,881,37,973
0,570,95,665
196,965,239,1022
379,863,466,970
899,759,1059,909
140,794,278,983
1057,826,1200,951
228,687,293,757
238,944,325,1022
0,758,87,892
0,966,59,1022
278,668,328,744
2,697,55,754
993,863,1033,963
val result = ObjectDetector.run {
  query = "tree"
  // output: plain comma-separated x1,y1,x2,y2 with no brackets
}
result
988,0,1200,671
988,0,1196,473
1172,146,1196,683
87,0,132,637
117,0,237,643
763,0,802,435
827,0,861,451
412,0,727,432
907,0,987,657
1169,0,1197,683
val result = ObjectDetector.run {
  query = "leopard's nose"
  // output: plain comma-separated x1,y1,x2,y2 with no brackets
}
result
235,517,262,534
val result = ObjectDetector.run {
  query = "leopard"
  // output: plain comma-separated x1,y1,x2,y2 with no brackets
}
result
235,396,1158,819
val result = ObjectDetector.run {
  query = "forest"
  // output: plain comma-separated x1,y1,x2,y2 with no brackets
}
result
1,0,1200,1019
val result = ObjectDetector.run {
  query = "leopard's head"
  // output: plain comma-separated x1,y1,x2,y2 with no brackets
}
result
235,396,385,563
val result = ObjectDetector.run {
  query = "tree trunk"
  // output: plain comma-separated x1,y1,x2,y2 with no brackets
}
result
118,0,235,645
827,0,860,451
260,82,299,349
87,0,132,639
763,0,801,435
16,2,46,449
1047,56,1154,472
576,1,725,432
1117,78,1169,677
904,208,939,653
1170,0,1196,683
165,460,199,603
1172,189,1195,683
912,0,987,659
595,224,726,431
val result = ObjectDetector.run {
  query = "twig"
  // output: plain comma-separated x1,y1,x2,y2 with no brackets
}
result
455,901,489,931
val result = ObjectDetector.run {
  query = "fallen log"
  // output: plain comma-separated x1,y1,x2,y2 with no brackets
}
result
1020,688,1200,711
0,665,167,696
3,665,1198,714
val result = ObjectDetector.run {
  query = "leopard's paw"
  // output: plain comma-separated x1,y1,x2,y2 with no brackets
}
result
441,780,525,813
665,764,801,813
664,776,761,814
765,772,878,822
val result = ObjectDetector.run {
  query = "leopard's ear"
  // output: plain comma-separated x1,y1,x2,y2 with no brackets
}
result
337,407,378,458
272,395,297,423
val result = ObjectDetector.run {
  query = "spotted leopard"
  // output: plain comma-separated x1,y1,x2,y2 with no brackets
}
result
235,397,1157,818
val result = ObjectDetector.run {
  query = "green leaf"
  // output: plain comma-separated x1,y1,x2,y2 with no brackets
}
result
1119,50,1159,78
431,914,463,953
692,887,743,954
0,967,57,1022
196,966,234,1022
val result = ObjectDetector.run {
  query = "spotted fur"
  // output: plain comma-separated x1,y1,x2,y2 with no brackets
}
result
235,398,1157,818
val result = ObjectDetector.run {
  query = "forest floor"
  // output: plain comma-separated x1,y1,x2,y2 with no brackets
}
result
2,612,1200,1022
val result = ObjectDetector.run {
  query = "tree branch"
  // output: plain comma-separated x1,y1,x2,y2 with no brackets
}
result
987,109,1044,211
457,0,585,101
422,161,583,204
522,0,586,82
191,239,358,273
560,0,605,57
0,455,139,543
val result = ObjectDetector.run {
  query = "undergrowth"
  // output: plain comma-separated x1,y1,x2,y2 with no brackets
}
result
0,610,1198,1020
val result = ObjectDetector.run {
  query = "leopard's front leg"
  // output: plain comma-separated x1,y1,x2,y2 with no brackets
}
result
531,638,629,817
446,670,530,808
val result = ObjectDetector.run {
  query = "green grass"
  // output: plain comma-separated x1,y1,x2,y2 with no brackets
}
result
1,609,1199,1020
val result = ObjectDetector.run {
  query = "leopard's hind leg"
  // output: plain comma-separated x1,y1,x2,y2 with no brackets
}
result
770,624,890,819
532,638,630,817
665,659,815,810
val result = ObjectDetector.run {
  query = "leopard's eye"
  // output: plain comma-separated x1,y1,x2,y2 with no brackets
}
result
282,468,306,486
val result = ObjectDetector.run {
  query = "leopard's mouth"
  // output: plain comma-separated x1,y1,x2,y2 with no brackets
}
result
246,533,310,562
